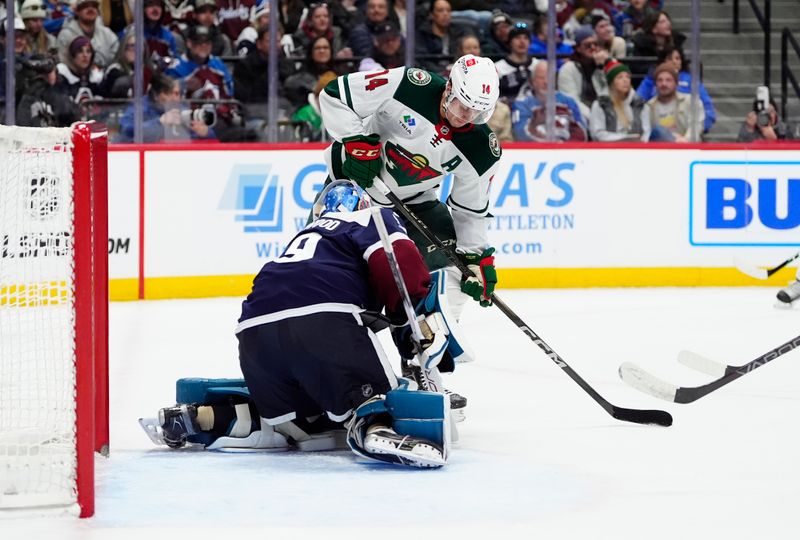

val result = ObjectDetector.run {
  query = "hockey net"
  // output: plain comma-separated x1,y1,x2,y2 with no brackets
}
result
0,123,108,518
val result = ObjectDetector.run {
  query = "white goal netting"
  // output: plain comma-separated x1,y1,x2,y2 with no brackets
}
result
0,126,79,511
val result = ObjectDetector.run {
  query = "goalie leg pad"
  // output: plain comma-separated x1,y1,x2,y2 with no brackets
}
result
175,377,250,405
206,417,290,452
346,390,450,468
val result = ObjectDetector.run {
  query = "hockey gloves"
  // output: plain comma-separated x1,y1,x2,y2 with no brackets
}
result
341,133,383,189
459,248,497,307
394,285,448,361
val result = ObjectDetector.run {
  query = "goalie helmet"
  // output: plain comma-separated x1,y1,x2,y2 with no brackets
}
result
444,54,500,125
312,179,371,219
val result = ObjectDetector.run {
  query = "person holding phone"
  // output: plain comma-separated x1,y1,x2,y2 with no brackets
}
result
737,87,798,142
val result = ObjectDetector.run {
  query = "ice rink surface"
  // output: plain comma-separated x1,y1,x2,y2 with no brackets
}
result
3,286,799,539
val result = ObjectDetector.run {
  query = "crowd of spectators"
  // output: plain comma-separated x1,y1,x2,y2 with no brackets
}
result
0,0,786,143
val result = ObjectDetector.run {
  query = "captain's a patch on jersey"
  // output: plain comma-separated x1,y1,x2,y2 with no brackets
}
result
407,68,432,86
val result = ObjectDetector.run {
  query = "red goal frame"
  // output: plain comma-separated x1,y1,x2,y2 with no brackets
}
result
72,121,109,518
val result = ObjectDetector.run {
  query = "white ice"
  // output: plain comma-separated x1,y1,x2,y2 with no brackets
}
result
3,287,800,539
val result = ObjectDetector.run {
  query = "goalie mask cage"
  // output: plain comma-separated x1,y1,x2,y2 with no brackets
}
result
0,122,108,518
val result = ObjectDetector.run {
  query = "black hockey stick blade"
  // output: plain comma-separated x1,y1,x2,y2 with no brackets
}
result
620,333,800,404
610,404,673,426
735,251,800,280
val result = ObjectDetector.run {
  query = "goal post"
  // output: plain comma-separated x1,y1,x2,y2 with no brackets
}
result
0,122,109,518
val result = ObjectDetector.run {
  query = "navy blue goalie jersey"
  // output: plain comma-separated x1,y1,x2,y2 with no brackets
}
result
236,207,430,333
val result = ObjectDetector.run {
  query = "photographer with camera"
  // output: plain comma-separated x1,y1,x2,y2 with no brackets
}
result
737,86,798,142
116,72,217,142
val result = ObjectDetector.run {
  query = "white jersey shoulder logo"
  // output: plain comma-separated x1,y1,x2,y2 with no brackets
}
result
407,68,432,86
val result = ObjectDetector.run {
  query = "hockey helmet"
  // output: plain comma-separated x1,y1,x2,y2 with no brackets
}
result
444,54,500,125
312,179,371,219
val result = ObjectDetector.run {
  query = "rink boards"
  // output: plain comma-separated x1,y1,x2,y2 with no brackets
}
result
104,142,800,300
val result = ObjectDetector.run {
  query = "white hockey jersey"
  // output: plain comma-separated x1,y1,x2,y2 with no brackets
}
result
319,66,502,253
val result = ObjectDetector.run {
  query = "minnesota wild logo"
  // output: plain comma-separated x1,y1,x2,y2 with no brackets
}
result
407,68,432,86
384,141,442,185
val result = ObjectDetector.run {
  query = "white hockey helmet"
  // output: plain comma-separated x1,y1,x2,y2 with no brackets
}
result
444,54,500,125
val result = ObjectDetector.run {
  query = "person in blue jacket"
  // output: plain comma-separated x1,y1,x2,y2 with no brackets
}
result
636,45,716,133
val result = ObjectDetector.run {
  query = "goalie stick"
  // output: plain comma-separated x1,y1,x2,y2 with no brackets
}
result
369,206,444,394
371,179,672,427
735,252,800,280
619,334,800,403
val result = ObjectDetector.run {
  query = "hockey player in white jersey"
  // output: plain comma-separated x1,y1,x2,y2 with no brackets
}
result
319,55,502,385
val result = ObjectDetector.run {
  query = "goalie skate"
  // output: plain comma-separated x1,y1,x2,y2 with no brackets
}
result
363,426,445,468
138,404,200,449
402,361,466,422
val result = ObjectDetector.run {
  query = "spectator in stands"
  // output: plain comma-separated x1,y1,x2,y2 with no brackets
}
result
100,29,153,98
43,0,75,36
636,46,716,133
528,15,572,68
614,0,656,38
290,69,338,141
556,0,616,44
21,0,56,56
215,0,257,45
292,2,350,58
737,97,798,142
592,11,624,58
646,64,703,142
166,24,251,141
233,25,292,127
193,0,233,57
632,11,685,59
359,20,404,71
495,22,536,102
348,0,391,57
134,0,182,62
56,35,103,112
1,16,28,56
285,34,341,111
512,60,586,142
117,72,216,142
416,0,467,74
163,0,194,36
558,24,608,121
56,0,119,68
392,0,407,35
101,0,133,34
481,9,512,58
590,59,650,141
235,1,272,56
16,53,78,127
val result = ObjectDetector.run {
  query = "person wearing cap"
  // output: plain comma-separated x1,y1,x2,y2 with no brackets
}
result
359,20,403,72
495,21,535,102
124,0,181,61
646,63,702,142
591,11,625,59
192,0,233,57
415,0,468,74
56,34,103,107
557,24,608,121
479,9,512,57
56,0,119,68
20,0,56,55
589,58,650,141
16,53,78,127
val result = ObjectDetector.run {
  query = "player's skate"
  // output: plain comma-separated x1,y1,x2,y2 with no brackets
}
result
363,424,445,468
776,280,800,306
402,360,466,422
138,404,200,449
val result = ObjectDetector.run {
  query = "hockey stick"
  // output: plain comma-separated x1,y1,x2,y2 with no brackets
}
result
735,252,800,280
369,206,444,393
372,179,672,427
619,334,800,403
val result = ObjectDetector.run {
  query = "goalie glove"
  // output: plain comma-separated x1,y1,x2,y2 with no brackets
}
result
341,133,382,189
458,247,497,307
394,285,449,363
